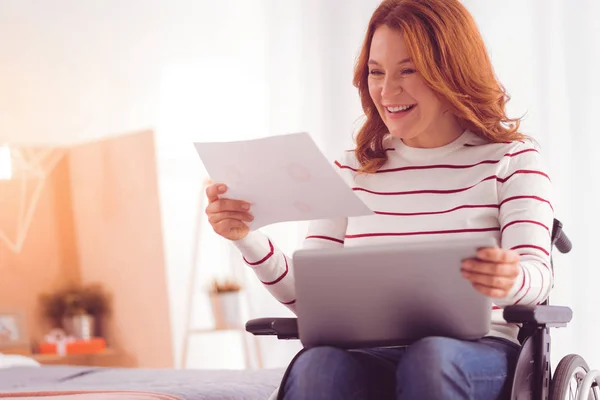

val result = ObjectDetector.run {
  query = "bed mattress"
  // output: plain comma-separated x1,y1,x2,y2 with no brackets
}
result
0,366,283,400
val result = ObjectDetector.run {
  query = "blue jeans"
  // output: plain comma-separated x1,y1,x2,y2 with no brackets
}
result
281,336,520,400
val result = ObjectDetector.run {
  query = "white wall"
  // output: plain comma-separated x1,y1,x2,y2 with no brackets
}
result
0,0,166,146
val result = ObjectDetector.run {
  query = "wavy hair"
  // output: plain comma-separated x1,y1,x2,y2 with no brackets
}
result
353,0,525,173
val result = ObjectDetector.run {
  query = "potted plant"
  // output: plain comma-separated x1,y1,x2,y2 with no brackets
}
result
39,283,111,340
209,277,243,329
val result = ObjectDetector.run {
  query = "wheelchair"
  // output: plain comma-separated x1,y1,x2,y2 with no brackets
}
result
245,219,599,400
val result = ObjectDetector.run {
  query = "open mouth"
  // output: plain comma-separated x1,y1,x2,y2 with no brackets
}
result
386,104,416,114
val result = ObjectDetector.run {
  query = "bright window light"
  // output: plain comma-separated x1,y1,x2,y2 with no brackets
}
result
0,146,12,180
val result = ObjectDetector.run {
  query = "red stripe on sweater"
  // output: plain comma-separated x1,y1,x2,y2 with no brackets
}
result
353,175,496,195
306,235,345,244
499,196,554,211
518,253,538,257
344,148,395,153
511,244,550,256
465,141,525,147
518,260,550,304
531,264,546,305
335,148,538,173
513,268,527,299
374,204,498,217
501,220,550,234
345,227,499,239
518,256,552,274
498,169,550,183
335,160,348,168
515,268,532,305
509,148,538,156
243,239,274,266
260,255,289,286
541,262,550,271
519,253,550,270
352,170,548,196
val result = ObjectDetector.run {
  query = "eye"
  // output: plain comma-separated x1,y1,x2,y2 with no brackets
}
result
401,68,416,75
369,69,384,76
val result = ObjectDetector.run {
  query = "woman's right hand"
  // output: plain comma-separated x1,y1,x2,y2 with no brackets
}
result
205,183,254,241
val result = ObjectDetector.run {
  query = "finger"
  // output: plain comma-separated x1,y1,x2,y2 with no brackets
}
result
471,283,509,299
206,183,227,203
461,270,514,291
475,247,519,263
461,260,520,278
213,218,248,235
209,211,254,225
205,198,251,214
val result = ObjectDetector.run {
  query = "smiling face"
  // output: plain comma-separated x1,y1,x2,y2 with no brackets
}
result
367,25,462,148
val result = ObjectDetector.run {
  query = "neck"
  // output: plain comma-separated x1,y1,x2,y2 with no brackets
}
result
401,116,464,149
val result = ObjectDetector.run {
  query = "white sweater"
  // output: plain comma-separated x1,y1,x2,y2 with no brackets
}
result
233,130,554,343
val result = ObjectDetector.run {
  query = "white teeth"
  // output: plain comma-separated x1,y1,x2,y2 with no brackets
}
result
387,105,413,113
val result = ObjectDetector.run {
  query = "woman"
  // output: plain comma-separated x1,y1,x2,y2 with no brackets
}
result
205,0,553,399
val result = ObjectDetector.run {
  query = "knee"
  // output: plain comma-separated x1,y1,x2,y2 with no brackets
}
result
283,347,358,399
398,336,460,373
289,346,348,381
396,337,468,396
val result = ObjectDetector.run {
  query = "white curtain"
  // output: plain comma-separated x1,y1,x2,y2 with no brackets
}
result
461,0,600,369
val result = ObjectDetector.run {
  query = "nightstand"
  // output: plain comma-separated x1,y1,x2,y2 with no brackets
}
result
32,348,117,366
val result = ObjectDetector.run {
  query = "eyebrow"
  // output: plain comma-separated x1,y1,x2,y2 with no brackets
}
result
367,57,412,66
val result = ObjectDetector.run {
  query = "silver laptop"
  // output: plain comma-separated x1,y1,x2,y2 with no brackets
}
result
293,236,497,349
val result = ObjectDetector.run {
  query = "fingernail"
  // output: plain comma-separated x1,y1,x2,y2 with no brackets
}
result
241,203,250,210
218,185,227,193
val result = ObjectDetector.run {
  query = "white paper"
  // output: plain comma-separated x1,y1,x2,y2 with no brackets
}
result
194,132,374,230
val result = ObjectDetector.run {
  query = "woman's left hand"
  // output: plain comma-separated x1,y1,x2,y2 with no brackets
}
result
461,248,520,298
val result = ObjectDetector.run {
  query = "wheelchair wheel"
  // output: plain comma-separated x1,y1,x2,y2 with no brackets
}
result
550,354,598,400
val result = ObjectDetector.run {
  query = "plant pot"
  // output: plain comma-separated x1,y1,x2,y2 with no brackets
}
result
210,292,242,329
62,314,95,340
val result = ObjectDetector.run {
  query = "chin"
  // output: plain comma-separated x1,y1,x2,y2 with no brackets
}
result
387,126,419,140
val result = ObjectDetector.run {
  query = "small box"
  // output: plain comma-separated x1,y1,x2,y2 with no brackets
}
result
38,337,107,355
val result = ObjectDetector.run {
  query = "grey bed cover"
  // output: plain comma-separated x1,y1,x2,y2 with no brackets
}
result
0,366,284,400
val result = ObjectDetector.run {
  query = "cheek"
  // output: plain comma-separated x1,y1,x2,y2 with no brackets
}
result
409,83,443,115
404,79,429,103
368,83,381,105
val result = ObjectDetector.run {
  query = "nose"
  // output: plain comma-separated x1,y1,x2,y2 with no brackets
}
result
381,76,403,98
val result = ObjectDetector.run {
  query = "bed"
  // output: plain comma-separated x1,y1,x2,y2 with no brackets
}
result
0,355,284,399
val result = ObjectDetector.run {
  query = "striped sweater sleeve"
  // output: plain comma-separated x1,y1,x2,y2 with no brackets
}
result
494,142,554,307
232,155,352,311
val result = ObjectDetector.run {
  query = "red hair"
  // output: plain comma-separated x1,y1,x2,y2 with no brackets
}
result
353,0,525,173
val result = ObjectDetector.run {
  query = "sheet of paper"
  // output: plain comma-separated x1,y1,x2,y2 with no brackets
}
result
194,132,374,230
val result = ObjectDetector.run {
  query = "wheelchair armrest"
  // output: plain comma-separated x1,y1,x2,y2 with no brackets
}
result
245,318,299,339
503,305,573,327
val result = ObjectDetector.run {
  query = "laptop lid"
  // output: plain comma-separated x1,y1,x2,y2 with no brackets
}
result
293,236,497,349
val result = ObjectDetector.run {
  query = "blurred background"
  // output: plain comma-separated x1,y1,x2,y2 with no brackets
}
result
0,0,598,372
